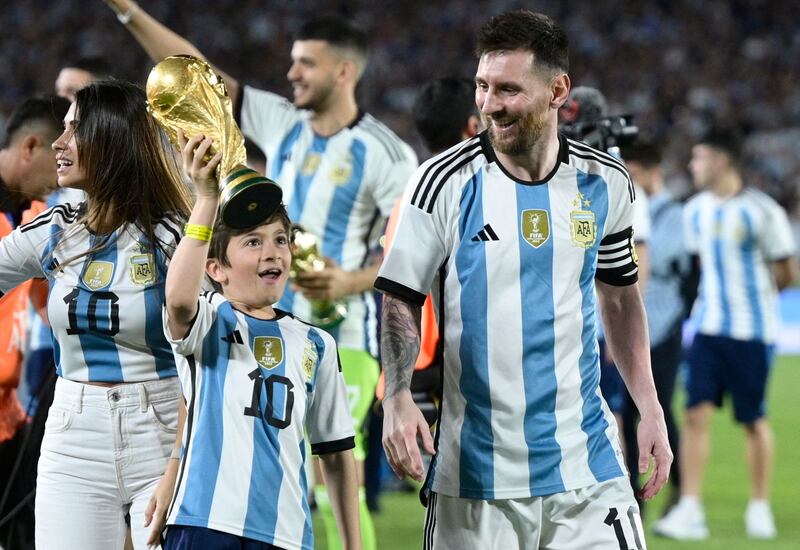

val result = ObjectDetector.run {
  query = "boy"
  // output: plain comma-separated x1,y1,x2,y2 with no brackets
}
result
155,133,361,549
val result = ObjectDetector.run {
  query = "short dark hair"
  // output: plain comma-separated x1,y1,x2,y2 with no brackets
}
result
476,10,569,74
697,127,743,161
622,141,662,168
209,204,292,268
413,77,478,154
1,95,70,148
61,56,114,80
295,15,369,58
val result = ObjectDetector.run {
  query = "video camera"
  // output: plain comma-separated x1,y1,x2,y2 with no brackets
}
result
558,86,639,155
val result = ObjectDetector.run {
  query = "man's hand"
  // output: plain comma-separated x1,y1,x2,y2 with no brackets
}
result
636,411,672,500
293,258,352,301
382,390,434,482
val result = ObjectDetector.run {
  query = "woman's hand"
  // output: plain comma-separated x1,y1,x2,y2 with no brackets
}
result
178,129,222,200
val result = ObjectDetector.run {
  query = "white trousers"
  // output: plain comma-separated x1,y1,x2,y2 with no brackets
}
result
424,477,646,550
35,377,180,550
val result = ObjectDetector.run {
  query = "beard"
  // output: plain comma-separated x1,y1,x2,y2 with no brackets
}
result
293,77,336,112
483,105,549,156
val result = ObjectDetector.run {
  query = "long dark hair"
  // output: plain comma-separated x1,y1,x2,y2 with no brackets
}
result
60,81,190,267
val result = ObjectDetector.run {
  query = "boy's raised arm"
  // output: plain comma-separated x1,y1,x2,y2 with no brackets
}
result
165,131,222,339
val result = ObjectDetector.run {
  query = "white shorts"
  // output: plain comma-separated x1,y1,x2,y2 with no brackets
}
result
35,377,180,550
424,477,645,550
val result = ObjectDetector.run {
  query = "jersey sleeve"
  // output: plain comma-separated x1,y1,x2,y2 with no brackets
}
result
162,291,220,356
631,184,651,242
375,160,451,306
683,198,700,255
371,142,418,217
237,86,301,155
596,170,639,286
761,199,796,261
305,328,355,454
0,215,49,295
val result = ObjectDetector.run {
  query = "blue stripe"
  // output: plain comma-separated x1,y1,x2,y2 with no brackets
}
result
299,439,313,549
515,184,562,493
712,208,732,335
575,172,623,481
454,171,494,496
76,234,123,382
321,139,367,265
740,209,763,340
270,121,303,185
288,134,328,222
141,240,177,378
176,305,235,525
44,224,63,376
242,316,286,542
306,327,327,389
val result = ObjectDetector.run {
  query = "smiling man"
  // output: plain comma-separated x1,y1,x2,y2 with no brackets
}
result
377,10,671,549
103,2,418,548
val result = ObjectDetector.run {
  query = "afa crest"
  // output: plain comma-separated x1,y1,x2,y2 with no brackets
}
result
570,210,597,248
521,209,550,248
82,261,114,290
130,254,155,285
253,336,284,370
301,339,319,380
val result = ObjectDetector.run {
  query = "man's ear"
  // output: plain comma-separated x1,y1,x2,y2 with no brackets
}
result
206,258,227,287
463,115,481,139
551,73,571,110
19,135,41,161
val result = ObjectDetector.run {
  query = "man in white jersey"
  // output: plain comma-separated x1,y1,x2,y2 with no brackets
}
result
653,130,797,541
377,10,671,549
103,2,417,547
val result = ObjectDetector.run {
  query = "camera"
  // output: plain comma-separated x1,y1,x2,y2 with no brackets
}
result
560,115,639,154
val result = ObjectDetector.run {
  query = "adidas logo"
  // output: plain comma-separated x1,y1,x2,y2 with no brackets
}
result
471,224,499,242
222,330,244,344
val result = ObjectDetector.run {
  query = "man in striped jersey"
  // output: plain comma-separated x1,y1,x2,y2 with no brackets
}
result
653,130,797,541
377,11,671,548
105,2,417,547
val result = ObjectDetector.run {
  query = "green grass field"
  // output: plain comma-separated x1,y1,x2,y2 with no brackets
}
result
314,355,800,549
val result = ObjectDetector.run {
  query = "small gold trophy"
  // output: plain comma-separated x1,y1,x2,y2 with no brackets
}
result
290,225,347,329
146,55,282,228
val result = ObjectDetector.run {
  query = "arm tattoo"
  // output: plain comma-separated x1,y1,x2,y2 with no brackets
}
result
381,294,422,399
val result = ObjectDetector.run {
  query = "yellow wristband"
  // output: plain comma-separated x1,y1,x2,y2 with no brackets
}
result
184,223,213,242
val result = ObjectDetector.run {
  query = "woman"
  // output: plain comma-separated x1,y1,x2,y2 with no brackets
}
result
0,81,191,549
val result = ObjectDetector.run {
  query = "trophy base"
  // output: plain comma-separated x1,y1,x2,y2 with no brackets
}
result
219,167,283,229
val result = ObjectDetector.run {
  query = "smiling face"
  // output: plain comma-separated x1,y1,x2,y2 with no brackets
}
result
207,219,292,315
475,49,562,156
286,40,341,112
51,102,86,190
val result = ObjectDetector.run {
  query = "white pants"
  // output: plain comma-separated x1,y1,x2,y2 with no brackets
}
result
424,477,645,550
35,377,180,550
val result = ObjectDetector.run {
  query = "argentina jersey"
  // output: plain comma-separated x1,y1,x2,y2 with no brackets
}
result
237,86,417,355
685,187,796,343
0,203,180,383
376,133,638,499
164,292,354,550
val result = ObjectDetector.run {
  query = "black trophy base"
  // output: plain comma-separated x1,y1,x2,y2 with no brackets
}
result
219,167,283,229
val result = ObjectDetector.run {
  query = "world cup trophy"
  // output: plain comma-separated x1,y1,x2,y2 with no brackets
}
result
146,55,282,228
290,225,347,329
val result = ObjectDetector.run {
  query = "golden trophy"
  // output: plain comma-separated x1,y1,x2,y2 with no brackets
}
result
290,225,347,329
146,55,282,228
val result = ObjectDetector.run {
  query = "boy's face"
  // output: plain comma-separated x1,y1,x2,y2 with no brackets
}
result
207,220,291,311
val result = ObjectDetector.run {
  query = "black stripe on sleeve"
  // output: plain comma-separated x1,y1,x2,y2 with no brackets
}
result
410,139,481,209
374,276,428,307
425,151,483,213
20,203,80,233
596,227,638,286
311,436,355,455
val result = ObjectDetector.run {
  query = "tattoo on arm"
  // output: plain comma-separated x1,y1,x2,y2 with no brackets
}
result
381,294,422,399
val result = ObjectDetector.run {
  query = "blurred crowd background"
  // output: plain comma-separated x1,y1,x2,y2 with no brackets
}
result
1,0,798,236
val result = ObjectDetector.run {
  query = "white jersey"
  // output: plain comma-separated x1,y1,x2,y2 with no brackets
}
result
0,203,181,383
238,86,418,354
164,292,354,549
684,187,796,343
377,133,638,499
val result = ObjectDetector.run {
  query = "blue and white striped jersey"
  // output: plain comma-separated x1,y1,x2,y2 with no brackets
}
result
238,86,417,355
0,203,181,383
684,187,796,343
376,133,638,499
164,292,354,549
